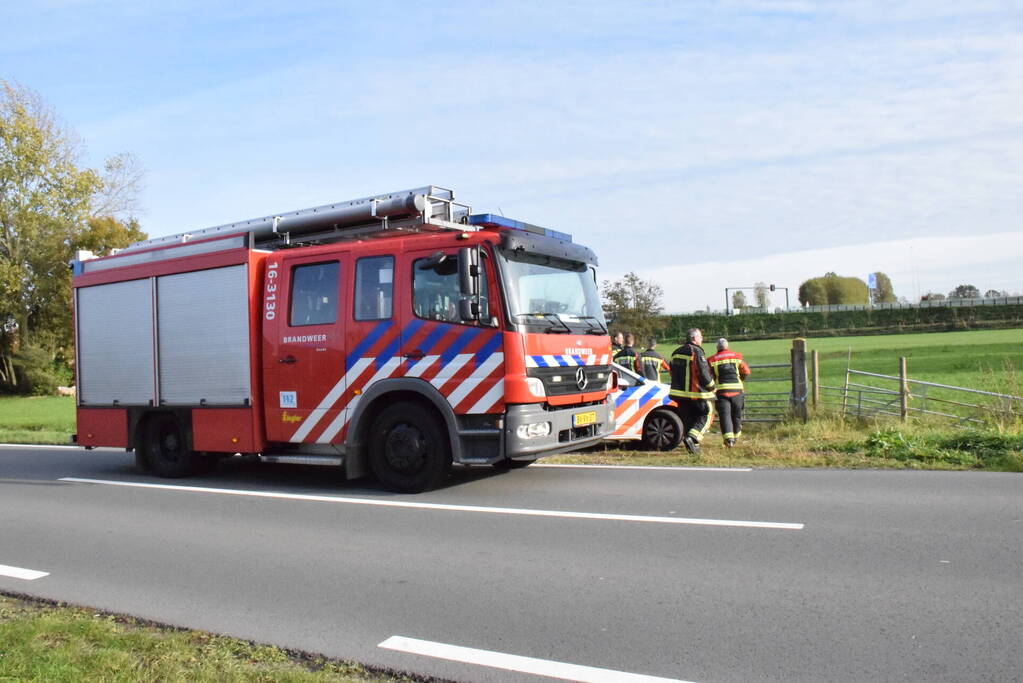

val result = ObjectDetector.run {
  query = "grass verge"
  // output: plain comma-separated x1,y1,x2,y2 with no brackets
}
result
551,416,1023,471
0,395,75,444
0,593,412,682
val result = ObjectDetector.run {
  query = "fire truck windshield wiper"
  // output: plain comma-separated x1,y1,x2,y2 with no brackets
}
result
512,312,572,333
572,315,607,335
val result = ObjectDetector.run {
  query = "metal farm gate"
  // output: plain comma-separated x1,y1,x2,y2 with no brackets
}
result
741,339,809,424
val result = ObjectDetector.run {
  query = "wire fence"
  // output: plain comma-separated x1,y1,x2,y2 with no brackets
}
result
820,362,1023,426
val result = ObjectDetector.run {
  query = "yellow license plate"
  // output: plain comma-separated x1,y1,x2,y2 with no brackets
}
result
573,410,597,427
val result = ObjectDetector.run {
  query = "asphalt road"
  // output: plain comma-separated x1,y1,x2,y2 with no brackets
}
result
1,444,1020,682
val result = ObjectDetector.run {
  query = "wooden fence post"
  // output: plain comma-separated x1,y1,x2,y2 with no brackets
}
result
900,356,909,422
811,349,820,409
791,338,808,422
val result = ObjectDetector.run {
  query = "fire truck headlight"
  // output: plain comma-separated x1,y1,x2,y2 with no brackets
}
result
525,377,546,397
516,422,551,439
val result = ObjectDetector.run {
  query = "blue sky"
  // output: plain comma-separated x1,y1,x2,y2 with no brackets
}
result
6,0,1023,312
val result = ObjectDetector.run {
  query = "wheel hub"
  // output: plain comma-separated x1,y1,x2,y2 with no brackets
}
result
384,423,427,473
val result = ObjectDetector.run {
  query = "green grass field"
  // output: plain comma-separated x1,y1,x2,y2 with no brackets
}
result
0,395,75,444
656,328,1023,409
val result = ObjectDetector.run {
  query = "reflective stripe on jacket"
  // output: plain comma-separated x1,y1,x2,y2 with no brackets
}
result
614,346,639,372
669,341,715,399
638,348,669,380
707,350,751,394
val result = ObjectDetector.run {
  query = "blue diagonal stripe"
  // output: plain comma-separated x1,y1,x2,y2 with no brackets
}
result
572,355,586,366
614,386,639,407
416,324,451,358
374,330,406,370
346,320,392,370
556,355,571,367
636,384,661,407
533,356,549,368
440,327,482,367
474,333,502,368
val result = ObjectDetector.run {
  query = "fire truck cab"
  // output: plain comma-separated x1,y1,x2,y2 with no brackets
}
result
72,186,614,492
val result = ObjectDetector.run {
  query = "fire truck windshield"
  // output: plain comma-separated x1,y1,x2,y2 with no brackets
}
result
498,249,606,334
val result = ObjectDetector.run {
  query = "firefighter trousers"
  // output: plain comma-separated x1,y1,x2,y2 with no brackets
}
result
675,398,714,443
715,393,744,442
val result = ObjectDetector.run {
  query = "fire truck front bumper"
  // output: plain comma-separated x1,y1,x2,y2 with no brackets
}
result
504,400,615,460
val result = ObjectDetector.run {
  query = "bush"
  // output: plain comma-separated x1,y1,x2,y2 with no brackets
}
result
660,304,1023,341
10,345,69,396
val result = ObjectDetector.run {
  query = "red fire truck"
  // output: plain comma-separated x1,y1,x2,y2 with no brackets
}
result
71,186,614,492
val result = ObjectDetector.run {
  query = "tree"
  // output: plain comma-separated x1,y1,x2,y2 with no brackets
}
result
920,292,946,302
984,289,1008,298
948,284,979,300
869,271,896,304
753,282,769,309
602,272,664,340
798,279,828,306
0,80,145,393
798,273,869,306
731,290,747,310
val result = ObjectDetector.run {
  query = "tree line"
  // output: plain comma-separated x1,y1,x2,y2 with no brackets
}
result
1,80,146,394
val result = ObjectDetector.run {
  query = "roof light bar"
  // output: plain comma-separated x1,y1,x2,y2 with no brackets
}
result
468,213,572,243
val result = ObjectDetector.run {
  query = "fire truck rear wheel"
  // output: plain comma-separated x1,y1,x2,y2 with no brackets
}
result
642,409,684,451
368,402,451,493
142,414,205,478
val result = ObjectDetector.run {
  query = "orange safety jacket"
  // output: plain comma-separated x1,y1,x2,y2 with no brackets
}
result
707,349,751,397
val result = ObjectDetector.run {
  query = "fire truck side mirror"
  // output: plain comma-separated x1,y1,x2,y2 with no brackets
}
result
458,247,480,298
458,296,490,322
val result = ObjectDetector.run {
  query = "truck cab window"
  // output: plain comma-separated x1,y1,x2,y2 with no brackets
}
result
355,256,394,321
413,252,489,324
289,261,339,326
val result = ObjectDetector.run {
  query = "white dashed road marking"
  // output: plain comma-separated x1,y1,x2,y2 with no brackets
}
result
60,478,804,530
0,564,49,581
379,635,695,683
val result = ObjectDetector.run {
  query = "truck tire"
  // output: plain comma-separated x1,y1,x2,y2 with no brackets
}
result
642,408,684,451
142,414,203,478
368,402,450,493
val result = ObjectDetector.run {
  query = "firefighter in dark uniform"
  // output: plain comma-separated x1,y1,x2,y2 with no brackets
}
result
708,338,751,447
613,333,640,373
638,338,670,381
612,331,624,356
669,328,716,454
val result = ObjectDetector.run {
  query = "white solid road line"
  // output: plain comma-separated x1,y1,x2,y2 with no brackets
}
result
379,635,695,683
535,464,752,472
60,478,804,530
0,563,49,581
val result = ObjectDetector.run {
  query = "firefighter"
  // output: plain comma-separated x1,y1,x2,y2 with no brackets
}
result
669,328,716,454
638,337,670,381
613,333,639,372
708,338,751,447
612,331,624,355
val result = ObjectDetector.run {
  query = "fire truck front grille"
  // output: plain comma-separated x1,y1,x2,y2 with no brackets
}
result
527,365,611,397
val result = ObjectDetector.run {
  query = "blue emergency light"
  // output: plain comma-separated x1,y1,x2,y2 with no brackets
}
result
468,214,573,243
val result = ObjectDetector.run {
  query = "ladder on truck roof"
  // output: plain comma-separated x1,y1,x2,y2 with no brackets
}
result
119,185,472,253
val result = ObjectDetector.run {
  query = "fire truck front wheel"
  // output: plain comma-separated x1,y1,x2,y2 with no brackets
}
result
368,402,451,493
642,409,684,451
142,414,208,478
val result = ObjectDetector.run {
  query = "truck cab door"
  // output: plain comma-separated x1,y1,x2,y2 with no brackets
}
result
262,252,348,444
401,246,505,415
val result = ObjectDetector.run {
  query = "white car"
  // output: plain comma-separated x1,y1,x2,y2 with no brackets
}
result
608,363,685,450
